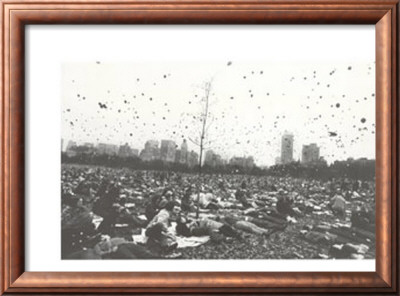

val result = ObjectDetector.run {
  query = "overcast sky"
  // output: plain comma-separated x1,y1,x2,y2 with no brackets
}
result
62,59,375,166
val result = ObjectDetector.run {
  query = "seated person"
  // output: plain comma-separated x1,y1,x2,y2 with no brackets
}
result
351,205,375,231
330,193,346,218
61,194,98,258
276,190,296,217
235,189,252,208
145,191,168,221
145,201,180,253
181,187,196,212
93,182,122,235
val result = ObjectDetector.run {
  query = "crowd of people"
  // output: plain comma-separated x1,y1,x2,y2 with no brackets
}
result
61,164,375,259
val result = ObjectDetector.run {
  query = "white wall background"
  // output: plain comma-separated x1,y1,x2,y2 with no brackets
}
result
26,25,375,271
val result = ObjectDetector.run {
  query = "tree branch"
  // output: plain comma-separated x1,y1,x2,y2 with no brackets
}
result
188,137,201,147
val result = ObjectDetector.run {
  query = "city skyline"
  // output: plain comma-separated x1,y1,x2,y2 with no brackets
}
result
62,60,375,166
63,131,374,168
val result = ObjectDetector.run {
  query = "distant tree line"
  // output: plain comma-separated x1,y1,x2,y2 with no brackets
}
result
62,153,194,173
62,152,375,180
267,159,375,181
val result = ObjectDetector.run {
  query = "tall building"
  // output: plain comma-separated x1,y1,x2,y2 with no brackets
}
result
140,140,160,161
66,140,77,151
187,151,199,168
204,150,224,167
65,142,95,157
118,143,137,158
301,143,320,163
160,140,176,162
131,149,139,157
230,156,254,168
83,142,94,148
65,140,77,157
96,143,119,155
175,150,181,163
81,143,95,154
281,133,294,164
245,156,255,168
179,139,188,164
204,150,215,166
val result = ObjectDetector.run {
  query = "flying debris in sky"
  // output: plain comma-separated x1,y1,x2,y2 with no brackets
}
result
62,61,375,165
98,102,107,109
329,132,338,137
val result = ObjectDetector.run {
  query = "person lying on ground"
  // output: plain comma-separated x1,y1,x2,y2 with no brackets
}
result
244,212,288,231
66,236,159,259
196,190,222,210
176,215,241,240
116,206,148,229
217,214,272,236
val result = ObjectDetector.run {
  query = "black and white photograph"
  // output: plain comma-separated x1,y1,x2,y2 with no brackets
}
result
61,59,375,261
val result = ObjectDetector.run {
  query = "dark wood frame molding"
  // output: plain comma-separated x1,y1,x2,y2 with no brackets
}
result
0,0,399,294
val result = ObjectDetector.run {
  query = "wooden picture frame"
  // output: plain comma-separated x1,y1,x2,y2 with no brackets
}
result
0,0,398,294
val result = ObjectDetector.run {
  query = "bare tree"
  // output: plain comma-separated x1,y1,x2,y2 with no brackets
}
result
188,79,214,218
